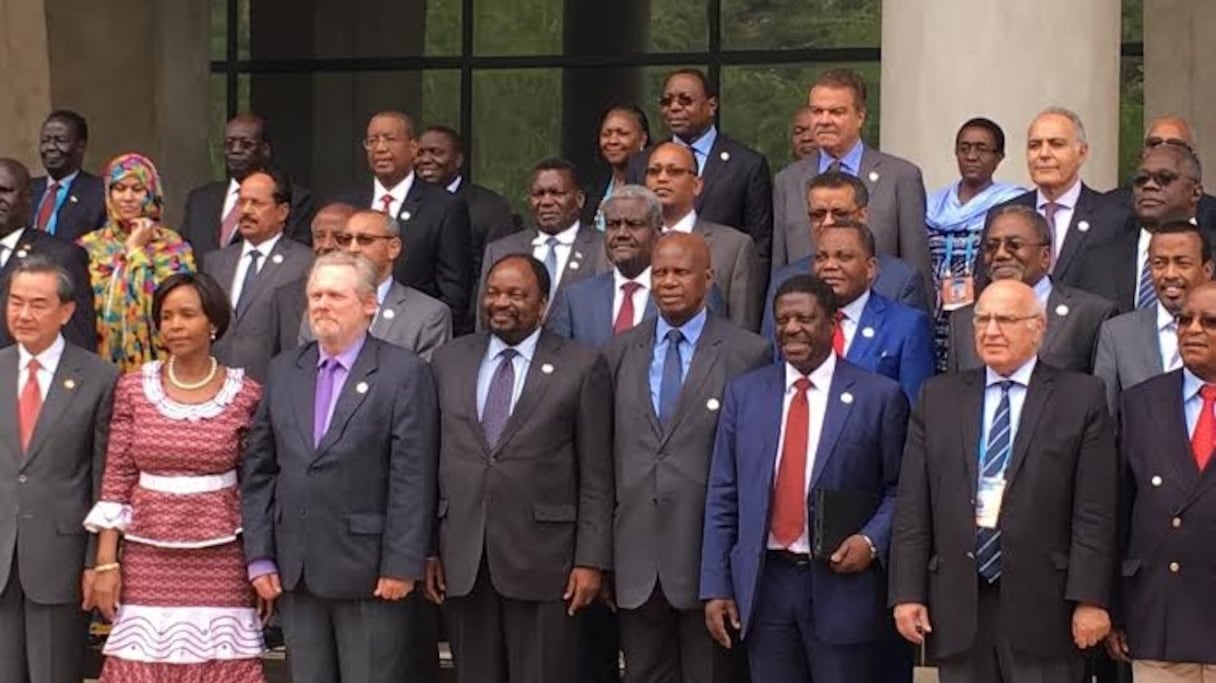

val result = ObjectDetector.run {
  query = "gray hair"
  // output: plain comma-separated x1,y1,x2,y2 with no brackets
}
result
601,184,663,228
6,254,74,303
309,251,378,300
1035,106,1087,144
348,209,401,238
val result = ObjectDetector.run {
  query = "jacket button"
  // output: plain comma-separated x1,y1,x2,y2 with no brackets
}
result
1172,517,1182,528
965,551,974,559
1169,561,1180,573
16,475,27,484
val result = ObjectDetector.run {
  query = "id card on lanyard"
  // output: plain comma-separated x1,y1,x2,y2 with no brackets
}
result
940,237,976,311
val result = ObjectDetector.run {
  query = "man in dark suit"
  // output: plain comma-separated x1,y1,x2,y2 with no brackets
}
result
29,110,106,242
607,232,770,683
1105,116,1216,238
204,168,313,383
765,171,930,322
950,205,1115,373
0,159,96,351
415,125,519,280
890,277,1118,683
341,111,473,333
1095,220,1213,416
181,114,315,264
0,257,118,683
479,159,609,329
269,202,355,358
426,254,613,683
1078,144,1205,313
702,273,908,683
1107,282,1216,681
627,69,774,275
772,70,929,288
242,251,439,683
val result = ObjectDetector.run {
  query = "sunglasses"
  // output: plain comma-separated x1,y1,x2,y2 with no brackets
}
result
334,233,395,246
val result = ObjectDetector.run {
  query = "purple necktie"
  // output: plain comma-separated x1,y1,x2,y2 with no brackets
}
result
314,358,338,447
482,349,517,448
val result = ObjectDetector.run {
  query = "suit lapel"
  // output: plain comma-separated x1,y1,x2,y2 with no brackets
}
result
1139,307,1166,374
1004,364,1054,488
660,318,723,445
858,148,883,194
810,364,856,490
630,323,663,438
372,283,409,340
315,341,379,458
492,332,560,455
845,295,882,365
1041,287,1068,356
23,345,85,467
562,227,595,285
1053,186,1095,278
591,276,614,342
695,136,728,209
0,350,20,462
958,370,983,500
397,182,423,228
214,247,240,301
235,240,290,323
1152,373,1201,497
463,335,493,455
292,346,320,454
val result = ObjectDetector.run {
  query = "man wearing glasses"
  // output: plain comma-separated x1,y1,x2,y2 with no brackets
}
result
1105,116,1216,238
947,205,1114,373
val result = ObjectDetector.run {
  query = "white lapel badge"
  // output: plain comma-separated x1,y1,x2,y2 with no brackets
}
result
541,363,555,375
1151,475,1162,487
64,378,76,390
868,171,880,183
720,151,730,162
401,211,412,221
840,392,854,405
70,195,79,204
861,326,875,339
382,308,396,320
706,398,720,411
574,251,583,260
1055,304,1070,317
1077,220,1090,233
356,381,369,394
271,253,284,265
569,261,580,270
14,249,27,259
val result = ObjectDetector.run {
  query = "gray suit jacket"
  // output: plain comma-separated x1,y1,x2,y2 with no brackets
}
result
430,330,613,601
205,236,314,383
1093,306,1165,417
0,343,118,604
241,336,439,599
771,149,931,289
693,219,763,332
947,282,1116,374
604,316,771,610
300,280,451,362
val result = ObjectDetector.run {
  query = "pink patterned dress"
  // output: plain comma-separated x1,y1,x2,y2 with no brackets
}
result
84,362,266,683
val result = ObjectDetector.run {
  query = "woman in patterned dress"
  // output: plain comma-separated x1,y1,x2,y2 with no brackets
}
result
79,153,194,372
86,272,266,683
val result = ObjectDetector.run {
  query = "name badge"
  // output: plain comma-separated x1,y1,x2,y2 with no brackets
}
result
941,275,975,311
975,476,1006,529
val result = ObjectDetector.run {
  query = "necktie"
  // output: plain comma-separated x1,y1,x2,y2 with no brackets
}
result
1136,252,1157,310
1192,385,1216,471
543,236,560,298
771,377,812,547
977,380,1013,583
832,310,846,356
313,359,339,447
1042,202,1061,256
19,359,43,453
482,349,517,448
825,159,844,175
35,182,59,233
379,195,394,215
219,191,241,247
614,282,643,334
235,249,262,316
658,329,684,425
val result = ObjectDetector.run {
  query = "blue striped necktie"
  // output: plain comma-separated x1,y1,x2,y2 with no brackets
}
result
976,380,1013,583
1136,253,1157,310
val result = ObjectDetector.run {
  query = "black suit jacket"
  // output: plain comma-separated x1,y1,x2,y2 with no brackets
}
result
890,363,1117,659
0,229,97,351
30,172,107,243
454,181,519,281
268,276,307,358
341,180,473,333
628,133,774,274
180,180,315,266
1105,184,1216,238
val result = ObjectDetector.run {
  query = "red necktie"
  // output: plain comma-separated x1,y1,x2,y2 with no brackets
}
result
18,359,43,453
219,193,240,247
832,311,846,356
613,282,643,335
771,377,812,547
1192,385,1216,471
35,182,59,232
379,195,394,215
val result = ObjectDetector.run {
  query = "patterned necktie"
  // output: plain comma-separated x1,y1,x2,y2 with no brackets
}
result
313,358,338,447
379,195,394,215
832,310,846,356
219,191,241,247
1192,385,1216,471
1136,252,1157,310
18,358,43,453
1042,202,1061,264
543,236,560,299
658,329,684,425
614,282,643,335
236,249,262,316
771,377,812,547
482,349,517,448
35,182,58,232
977,380,1013,583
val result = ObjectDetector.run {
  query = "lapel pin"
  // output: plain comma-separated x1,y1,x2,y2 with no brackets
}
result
1077,220,1090,233
400,211,411,221
541,363,555,375
706,398,720,411
271,253,284,265
862,326,875,339
574,251,583,260
1151,475,1162,487
70,195,79,204
840,392,854,404
382,308,396,320
14,249,27,259
64,378,76,390
569,261,580,270
1055,304,1069,317
356,381,369,394
720,151,730,162
868,171,880,182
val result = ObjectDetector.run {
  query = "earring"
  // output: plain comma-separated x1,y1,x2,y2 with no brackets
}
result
210,329,217,341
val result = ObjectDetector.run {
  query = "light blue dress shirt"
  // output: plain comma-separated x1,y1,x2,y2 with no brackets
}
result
477,328,541,420
979,357,1037,475
818,139,865,176
35,170,78,236
1182,367,1211,436
675,126,718,176
649,308,707,416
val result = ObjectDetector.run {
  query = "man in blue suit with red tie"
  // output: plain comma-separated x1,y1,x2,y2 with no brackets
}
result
701,274,909,683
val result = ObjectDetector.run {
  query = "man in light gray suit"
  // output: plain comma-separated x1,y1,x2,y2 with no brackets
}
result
242,252,439,683
773,70,930,289
205,168,313,382
647,142,763,331
426,253,613,683
948,205,1115,373
1094,220,1214,416
605,232,770,683
0,257,118,683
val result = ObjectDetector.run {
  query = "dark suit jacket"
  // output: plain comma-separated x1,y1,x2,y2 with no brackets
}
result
0,228,97,351
341,180,473,333
430,330,613,601
180,179,316,266
454,181,519,281
241,336,439,599
701,359,909,641
1093,307,1167,417
890,363,1117,659
1105,184,1216,239
947,281,1116,373
30,172,106,243
606,317,771,610
1117,370,1216,663
204,236,314,383
628,134,774,274
818,292,934,401
0,343,117,603
1072,216,1140,313
694,218,763,331
268,276,307,359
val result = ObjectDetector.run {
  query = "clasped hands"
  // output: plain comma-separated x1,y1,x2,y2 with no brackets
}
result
423,557,603,616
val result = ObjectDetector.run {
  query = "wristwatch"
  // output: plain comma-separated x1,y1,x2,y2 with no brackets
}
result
859,534,878,560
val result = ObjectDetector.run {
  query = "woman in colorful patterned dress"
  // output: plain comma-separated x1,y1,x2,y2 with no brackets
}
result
85,272,266,683
79,153,194,372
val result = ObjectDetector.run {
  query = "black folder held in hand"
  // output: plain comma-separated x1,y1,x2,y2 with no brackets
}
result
812,488,880,560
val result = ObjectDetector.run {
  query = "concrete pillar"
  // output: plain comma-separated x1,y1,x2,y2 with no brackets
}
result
1144,0,1216,174
880,0,1121,193
0,0,53,172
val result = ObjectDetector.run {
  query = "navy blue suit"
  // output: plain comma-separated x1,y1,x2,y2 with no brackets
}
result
763,253,930,333
701,359,908,682
30,172,107,243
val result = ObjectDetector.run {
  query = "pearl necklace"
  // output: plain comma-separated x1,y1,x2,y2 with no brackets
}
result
167,355,218,390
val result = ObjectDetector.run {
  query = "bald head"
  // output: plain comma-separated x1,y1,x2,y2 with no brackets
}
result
0,158,33,235
973,279,1046,376
311,202,358,256
651,231,713,327
1145,116,1197,150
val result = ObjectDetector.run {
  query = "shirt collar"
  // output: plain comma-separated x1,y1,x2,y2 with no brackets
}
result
1031,275,1053,305
226,177,240,197
1036,179,1082,210
985,356,1037,387
533,221,581,246
1158,302,1176,332
446,175,463,193
1183,366,1208,403
0,229,24,251
376,276,394,306
488,327,542,363
666,209,697,234
784,351,836,393
676,125,718,158
18,334,66,372
656,307,708,349
375,172,415,204
840,288,870,322
47,170,79,190
241,231,283,256
818,139,865,175
318,333,366,370
614,266,651,291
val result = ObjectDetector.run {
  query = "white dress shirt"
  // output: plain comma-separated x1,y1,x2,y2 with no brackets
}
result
1157,302,1181,372
221,178,241,221
476,328,541,420
230,233,283,306
17,334,65,400
612,267,651,328
0,228,24,269
665,209,697,234
531,222,581,288
837,289,870,355
1136,227,1152,296
768,353,836,553
446,176,463,193
981,357,1038,459
1036,180,1082,259
373,173,415,217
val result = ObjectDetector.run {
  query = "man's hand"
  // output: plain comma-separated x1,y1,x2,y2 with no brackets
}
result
81,570,96,611
893,602,933,645
373,577,415,601
704,599,741,649
1072,604,1111,649
563,567,602,616
251,572,283,602
829,534,875,574
256,595,275,626
424,557,446,605
1104,629,1130,662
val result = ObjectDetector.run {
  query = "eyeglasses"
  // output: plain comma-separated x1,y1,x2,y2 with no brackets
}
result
644,165,695,178
972,313,1039,330
956,142,999,156
1131,170,1195,188
1176,313,1216,332
1145,136,1193,152
334,233,395,246
659,93,699,108
980,237,1048,254
362,135,405,150
809,208,859,223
